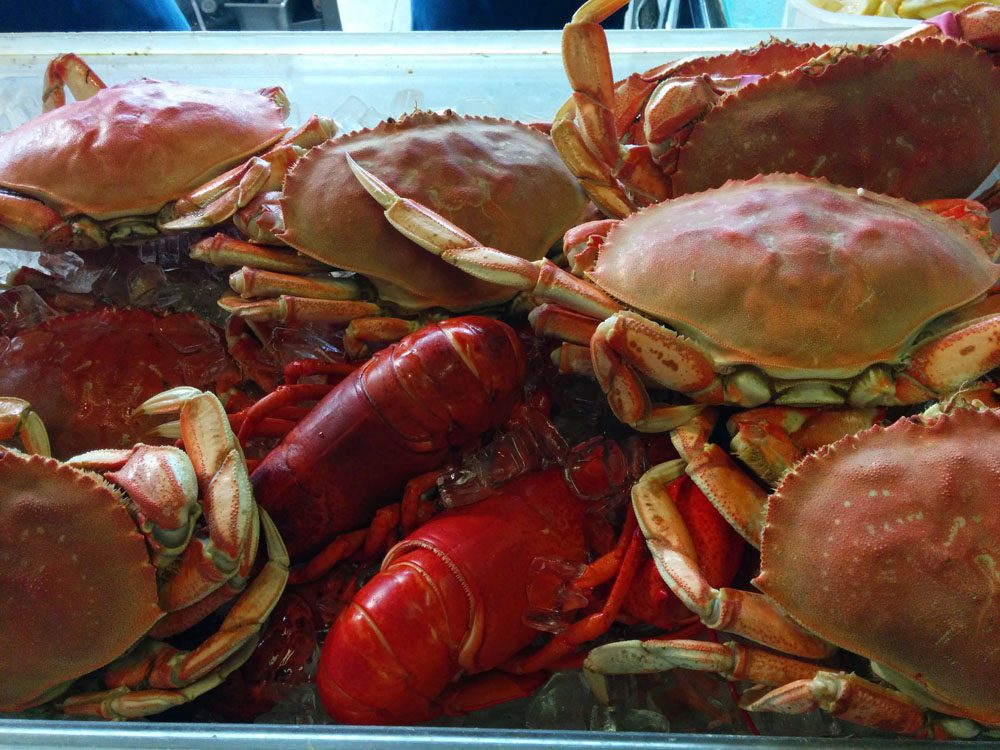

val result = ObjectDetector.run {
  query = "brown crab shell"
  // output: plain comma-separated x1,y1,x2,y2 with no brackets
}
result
0,450,161,711
0,79,289,220
278,110,589,311
589,173,999,378
754,407,1000,724
671,37,1000,202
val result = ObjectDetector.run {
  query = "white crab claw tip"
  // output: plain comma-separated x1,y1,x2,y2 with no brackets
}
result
142,421,183,440
134,386,206,417
345,153,396,208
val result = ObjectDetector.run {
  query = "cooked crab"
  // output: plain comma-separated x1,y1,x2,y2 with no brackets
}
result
349,166,1000,430
0,388,289,719
183,110,590,354
584,402,1000,738
0,53,333,252
552,0,1000,217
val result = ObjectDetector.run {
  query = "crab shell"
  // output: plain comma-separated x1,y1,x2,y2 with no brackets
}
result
589,173,999,380
0,79,289,220
755,407,1000,724
0,449,161,710
671,37,1000,202
278,110,589,311
0,308,244,459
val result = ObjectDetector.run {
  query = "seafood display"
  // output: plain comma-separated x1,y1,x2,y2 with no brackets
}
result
349,167,1000,429
0,54,334,253
553,0,1000,215
1,1,1000,741
586,403,1000,737
186,110,589,355
0,389,288,719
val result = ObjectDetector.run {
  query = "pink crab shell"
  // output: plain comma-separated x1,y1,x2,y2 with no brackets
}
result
278,110,589,311
0,450,161,710
755,407,1000,724
590,173,999,378
0,79,289,219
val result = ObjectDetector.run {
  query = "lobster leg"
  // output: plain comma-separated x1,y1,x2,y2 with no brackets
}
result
288,470,442,584
503,512,648,675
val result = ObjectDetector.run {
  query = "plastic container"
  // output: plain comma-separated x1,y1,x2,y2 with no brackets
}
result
783,0,919,27
0,26,950,750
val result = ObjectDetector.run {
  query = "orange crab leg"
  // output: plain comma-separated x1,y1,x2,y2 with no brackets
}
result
631,460,832,658
0,191,103,250
584,639,927,735
42,52,106,111
726,406,884,485
0,397,51,456
60,509,289,720
670,409,769,546
189,233,327,273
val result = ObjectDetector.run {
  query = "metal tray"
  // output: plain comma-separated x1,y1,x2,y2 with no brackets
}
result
0,26,959,750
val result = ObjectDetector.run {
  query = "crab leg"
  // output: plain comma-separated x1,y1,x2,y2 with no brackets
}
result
584,639,927,736
552,0,638,217
162,115,335,231
0,397,51,456
670,409,771,545
59,509,289,720
726,406,884,485
42,52,107,111
632,460,832,657
0,192,104,251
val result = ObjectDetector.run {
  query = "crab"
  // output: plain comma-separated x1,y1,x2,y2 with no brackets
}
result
0,53,334,252
0,388,289,719
582,401,1000,738
348,166,1000,431
0,300,255,458
552,0,1000,217
181,110,590,355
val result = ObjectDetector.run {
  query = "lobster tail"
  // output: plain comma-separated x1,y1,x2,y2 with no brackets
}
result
251,316,527,560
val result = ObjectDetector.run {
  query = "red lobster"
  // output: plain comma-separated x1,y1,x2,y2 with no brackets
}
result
316,437,744,725
244,316,527,561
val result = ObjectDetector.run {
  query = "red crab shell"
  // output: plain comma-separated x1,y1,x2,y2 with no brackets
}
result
755,407,1000,724
278,110,589,311
0,308,244,458
0,79,289,221
0,450,160,710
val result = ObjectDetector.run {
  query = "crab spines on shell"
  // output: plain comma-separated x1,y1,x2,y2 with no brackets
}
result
0,450,162,712
277,109,589,313
555,3,1000,215
671,37,1000,201
756,406,1000,725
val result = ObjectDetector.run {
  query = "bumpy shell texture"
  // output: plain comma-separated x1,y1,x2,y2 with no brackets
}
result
672,38,1000,202
279,110,589,311
0,80,288,219
0,451,160,710
755,408,1000,723
590,173,999,377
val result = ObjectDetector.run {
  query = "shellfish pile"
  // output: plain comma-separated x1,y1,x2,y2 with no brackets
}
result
0,2,998,740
